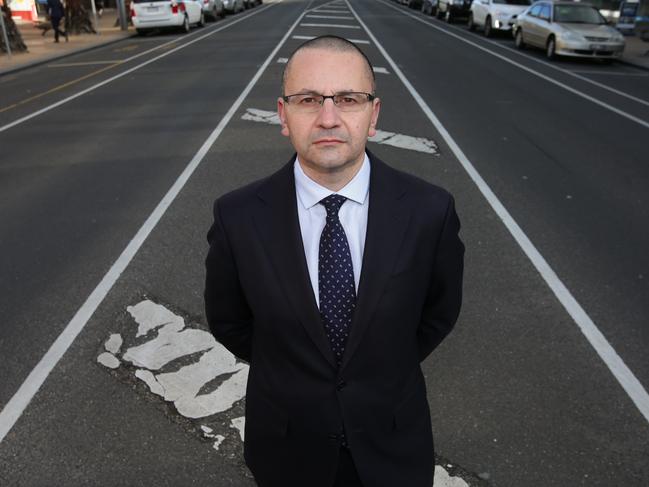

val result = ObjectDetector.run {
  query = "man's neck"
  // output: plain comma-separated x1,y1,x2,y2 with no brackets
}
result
298,155,365,192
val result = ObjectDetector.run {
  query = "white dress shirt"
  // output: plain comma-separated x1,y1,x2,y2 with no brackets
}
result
294,153,370,308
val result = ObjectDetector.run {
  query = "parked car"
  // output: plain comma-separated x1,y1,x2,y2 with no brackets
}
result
513,1,625,60
201,0,224,20
131,0,205,34
468,0,532,36
437,0,473,22
421,0,439,15
222,0,245,13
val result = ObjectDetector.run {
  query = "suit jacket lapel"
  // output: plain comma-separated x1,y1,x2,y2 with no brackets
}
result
253,158,338,369
340,154,411,372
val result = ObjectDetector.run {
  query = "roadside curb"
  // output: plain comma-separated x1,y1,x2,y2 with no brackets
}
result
618,57,649,72
0,33,137,77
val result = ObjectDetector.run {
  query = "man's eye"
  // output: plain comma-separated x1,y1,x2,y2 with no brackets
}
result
338,96,359,105
299,97,319,105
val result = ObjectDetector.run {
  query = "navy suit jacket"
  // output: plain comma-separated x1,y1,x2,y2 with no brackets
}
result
204,151,464,487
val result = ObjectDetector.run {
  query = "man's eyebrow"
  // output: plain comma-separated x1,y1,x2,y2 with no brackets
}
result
288,88,363,95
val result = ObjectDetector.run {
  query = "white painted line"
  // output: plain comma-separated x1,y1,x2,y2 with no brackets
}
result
373,66,389,74
305,14,355,19
300,23,360,29
354,0,649,423
310,9,351,14
434,466,470,487
0,2,277,134
375,0,649,127
277,57,288,64
0,1,312,445
48,61,120,67
292,34,370,44
241,108,438,154
570,70,649,77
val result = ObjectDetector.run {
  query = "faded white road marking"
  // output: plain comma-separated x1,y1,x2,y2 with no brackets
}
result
373,66,389,74
300,23,360,29
570,70,649,77
242,108,438,154
277,57,288,63
305,14,354,19
434,466,470,487
48,61,119,67
292,35,369,44
230,417,246,442
356,0,649,423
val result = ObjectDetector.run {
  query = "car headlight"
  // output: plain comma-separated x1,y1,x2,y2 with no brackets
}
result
560,31,586,42
611,31,625,42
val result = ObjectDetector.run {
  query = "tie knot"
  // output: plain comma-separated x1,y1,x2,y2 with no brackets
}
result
320,194,347,217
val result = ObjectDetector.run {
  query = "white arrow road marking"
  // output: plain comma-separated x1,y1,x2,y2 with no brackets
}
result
242,108,438,155
230,417,246,442
434,466,470,487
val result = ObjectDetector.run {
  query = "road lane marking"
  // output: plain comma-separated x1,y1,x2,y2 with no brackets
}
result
354,0,649,424
373,66,389,74
292,34,370,44
305,14,354,19
300,23,360,28
569,70,649,77
98,299,469,483
375,0,649,128
48,61,123,67
277,57,289,63
241,107,439,154
0,2,277,129
0,0,305,444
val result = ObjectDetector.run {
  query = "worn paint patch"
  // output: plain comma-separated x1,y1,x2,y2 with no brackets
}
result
434,465,470,487
241,108,438,155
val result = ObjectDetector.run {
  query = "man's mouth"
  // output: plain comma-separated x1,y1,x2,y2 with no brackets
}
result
314,138,344,145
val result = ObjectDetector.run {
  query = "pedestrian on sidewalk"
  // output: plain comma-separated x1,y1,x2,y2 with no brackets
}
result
205,35,465,487
46,0,68,43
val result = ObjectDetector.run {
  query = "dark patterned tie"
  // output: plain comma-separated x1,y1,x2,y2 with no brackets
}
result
318,194,357,366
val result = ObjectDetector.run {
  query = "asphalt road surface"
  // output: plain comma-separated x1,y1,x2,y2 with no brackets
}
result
1,0,648,485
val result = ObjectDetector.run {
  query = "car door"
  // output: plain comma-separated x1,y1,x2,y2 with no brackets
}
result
472,0,488,25
524,3,544,46
536,3,552,46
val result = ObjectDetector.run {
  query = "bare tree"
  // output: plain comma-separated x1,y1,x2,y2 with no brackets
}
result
1,5,28,53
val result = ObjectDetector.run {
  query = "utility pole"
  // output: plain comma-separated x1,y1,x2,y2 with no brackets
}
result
116,0,128,31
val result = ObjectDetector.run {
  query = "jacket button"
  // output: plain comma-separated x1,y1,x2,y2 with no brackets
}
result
336,380,346,391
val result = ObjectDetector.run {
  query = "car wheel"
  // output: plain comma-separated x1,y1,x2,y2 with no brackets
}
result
514,28,525,49
484,16,492,37
445,8,452,22
198,12,205,26
546,35,556,59
468,13,475,31
182,14,190,32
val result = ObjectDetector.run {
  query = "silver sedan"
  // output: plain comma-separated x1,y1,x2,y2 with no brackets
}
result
513,1,625,60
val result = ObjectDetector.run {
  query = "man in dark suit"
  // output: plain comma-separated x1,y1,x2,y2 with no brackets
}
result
205,35,464,487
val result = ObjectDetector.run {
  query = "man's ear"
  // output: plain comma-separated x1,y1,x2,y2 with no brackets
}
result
368,97,381,138
277,97,290,137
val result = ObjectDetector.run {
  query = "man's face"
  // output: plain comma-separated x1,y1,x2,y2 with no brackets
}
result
277,48,381,176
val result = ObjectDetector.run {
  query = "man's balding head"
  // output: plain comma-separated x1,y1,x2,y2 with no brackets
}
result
281,36,376,95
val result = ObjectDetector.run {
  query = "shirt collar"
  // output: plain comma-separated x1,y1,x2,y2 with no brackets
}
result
294,153,371,210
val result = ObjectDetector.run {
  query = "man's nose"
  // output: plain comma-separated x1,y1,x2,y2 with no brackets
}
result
316,98,341,128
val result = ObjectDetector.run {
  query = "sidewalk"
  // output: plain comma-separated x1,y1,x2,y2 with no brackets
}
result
0,8,133,74
622,34,649,70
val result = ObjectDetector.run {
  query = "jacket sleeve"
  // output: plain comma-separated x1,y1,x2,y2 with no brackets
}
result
417,194,465,362
204,199,253,363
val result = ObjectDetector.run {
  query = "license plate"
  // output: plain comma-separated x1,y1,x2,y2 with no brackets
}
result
590,44,607,50
147,6,158,11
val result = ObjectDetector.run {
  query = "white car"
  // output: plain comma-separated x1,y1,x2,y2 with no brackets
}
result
468,0,532,36
131,0,205,34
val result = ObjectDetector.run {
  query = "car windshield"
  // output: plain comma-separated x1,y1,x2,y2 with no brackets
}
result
554,5,606,23
493,0,532,5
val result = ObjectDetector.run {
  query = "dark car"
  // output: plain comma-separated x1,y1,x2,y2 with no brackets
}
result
437,0,473,21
